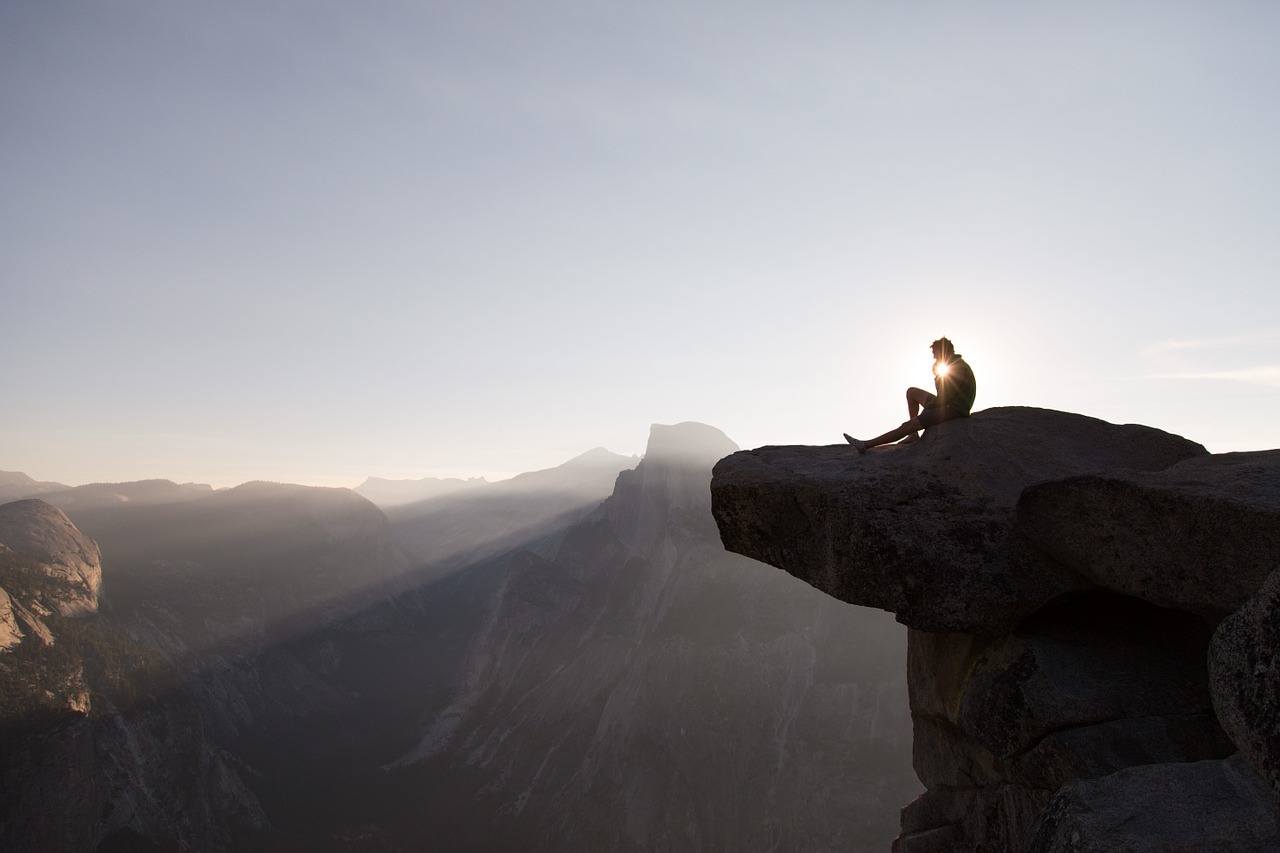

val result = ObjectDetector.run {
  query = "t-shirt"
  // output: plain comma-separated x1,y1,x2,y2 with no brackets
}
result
934,355,977,414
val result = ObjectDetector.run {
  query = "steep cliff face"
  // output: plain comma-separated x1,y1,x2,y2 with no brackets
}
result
711,409,1280,852
382,422,917,852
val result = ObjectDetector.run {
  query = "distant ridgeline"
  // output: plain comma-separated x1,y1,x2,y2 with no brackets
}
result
712,406,1280,852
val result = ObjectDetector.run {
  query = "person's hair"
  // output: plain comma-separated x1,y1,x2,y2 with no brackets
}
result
931,337,955,357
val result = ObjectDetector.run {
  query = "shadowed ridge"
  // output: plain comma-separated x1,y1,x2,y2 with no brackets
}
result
385,447,638,573
495,447,636,494
212,479,382,508
39,479,214,511
356,475,487,508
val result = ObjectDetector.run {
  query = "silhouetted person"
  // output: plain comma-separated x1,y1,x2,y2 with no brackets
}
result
844,337,977,453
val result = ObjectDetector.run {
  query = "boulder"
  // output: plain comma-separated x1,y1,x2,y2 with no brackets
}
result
895,783,1052,853
711,407,1205,634
1017,450,1280,618
904,595,1233,845
1026,755,1280,852
953,594,1225,774
1210,567,1280,796
910,713,1003,788
1012,714,1233,792
0,499,103,616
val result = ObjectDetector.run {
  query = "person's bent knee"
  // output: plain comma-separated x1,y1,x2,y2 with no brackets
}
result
907,389,933,408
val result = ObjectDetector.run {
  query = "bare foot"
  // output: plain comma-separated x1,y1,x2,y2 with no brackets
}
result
843,433,868,454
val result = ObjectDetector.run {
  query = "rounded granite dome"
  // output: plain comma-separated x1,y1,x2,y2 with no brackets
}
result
0,498,103,616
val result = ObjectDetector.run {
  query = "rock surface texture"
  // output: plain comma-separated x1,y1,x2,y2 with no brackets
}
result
0,500,104,727
711,407,1280,852
1026,755,1280,853
0,583,22,650
0,499,103,617
1018,450,1280,619
711,407,1205,635
1210,566,1280,797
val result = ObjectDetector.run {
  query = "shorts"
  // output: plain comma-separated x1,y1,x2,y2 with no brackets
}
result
918,402,967,429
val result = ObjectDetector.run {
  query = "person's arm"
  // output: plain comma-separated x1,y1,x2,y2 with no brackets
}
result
952,362,976,412
932,363,947,404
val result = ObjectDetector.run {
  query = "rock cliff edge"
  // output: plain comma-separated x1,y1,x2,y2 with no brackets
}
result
711,407,1280,852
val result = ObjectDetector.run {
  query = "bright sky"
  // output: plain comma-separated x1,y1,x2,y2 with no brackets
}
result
3,2,1278,488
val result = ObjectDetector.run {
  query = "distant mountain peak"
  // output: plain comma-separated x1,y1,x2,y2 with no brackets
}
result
642,422,739,466
359,475,489,488
561,447,637,468
355,475,489,508
0,471,71,503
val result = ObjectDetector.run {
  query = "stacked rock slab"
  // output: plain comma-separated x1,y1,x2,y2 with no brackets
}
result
1026,755,1280,853
711,408,1280,851
1017,450,1280,619
1025,449,1280,818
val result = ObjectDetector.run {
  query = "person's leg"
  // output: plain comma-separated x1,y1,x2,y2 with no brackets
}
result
845,417,923,453
843,387,936,453
905,387,933,442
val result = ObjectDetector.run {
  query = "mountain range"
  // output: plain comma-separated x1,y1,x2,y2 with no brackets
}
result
0,426,914,852
355,475,488,508
0,470,69,503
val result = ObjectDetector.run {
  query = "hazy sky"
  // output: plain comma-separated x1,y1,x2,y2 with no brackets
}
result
3,2,1278,487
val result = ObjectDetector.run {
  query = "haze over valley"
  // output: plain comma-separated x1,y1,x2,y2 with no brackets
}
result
0,423,915,851
5,3,1279,850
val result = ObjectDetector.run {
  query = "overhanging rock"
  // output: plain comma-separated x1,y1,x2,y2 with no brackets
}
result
1016,450,1280,619
710,407,1205,635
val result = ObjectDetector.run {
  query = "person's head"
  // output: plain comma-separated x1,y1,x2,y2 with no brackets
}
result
931,337,955,361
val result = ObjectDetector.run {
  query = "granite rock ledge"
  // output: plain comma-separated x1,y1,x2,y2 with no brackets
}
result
710,407,1280,852
710,407,1206,636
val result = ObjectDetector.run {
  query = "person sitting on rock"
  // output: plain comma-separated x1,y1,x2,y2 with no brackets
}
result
844,336,976,454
